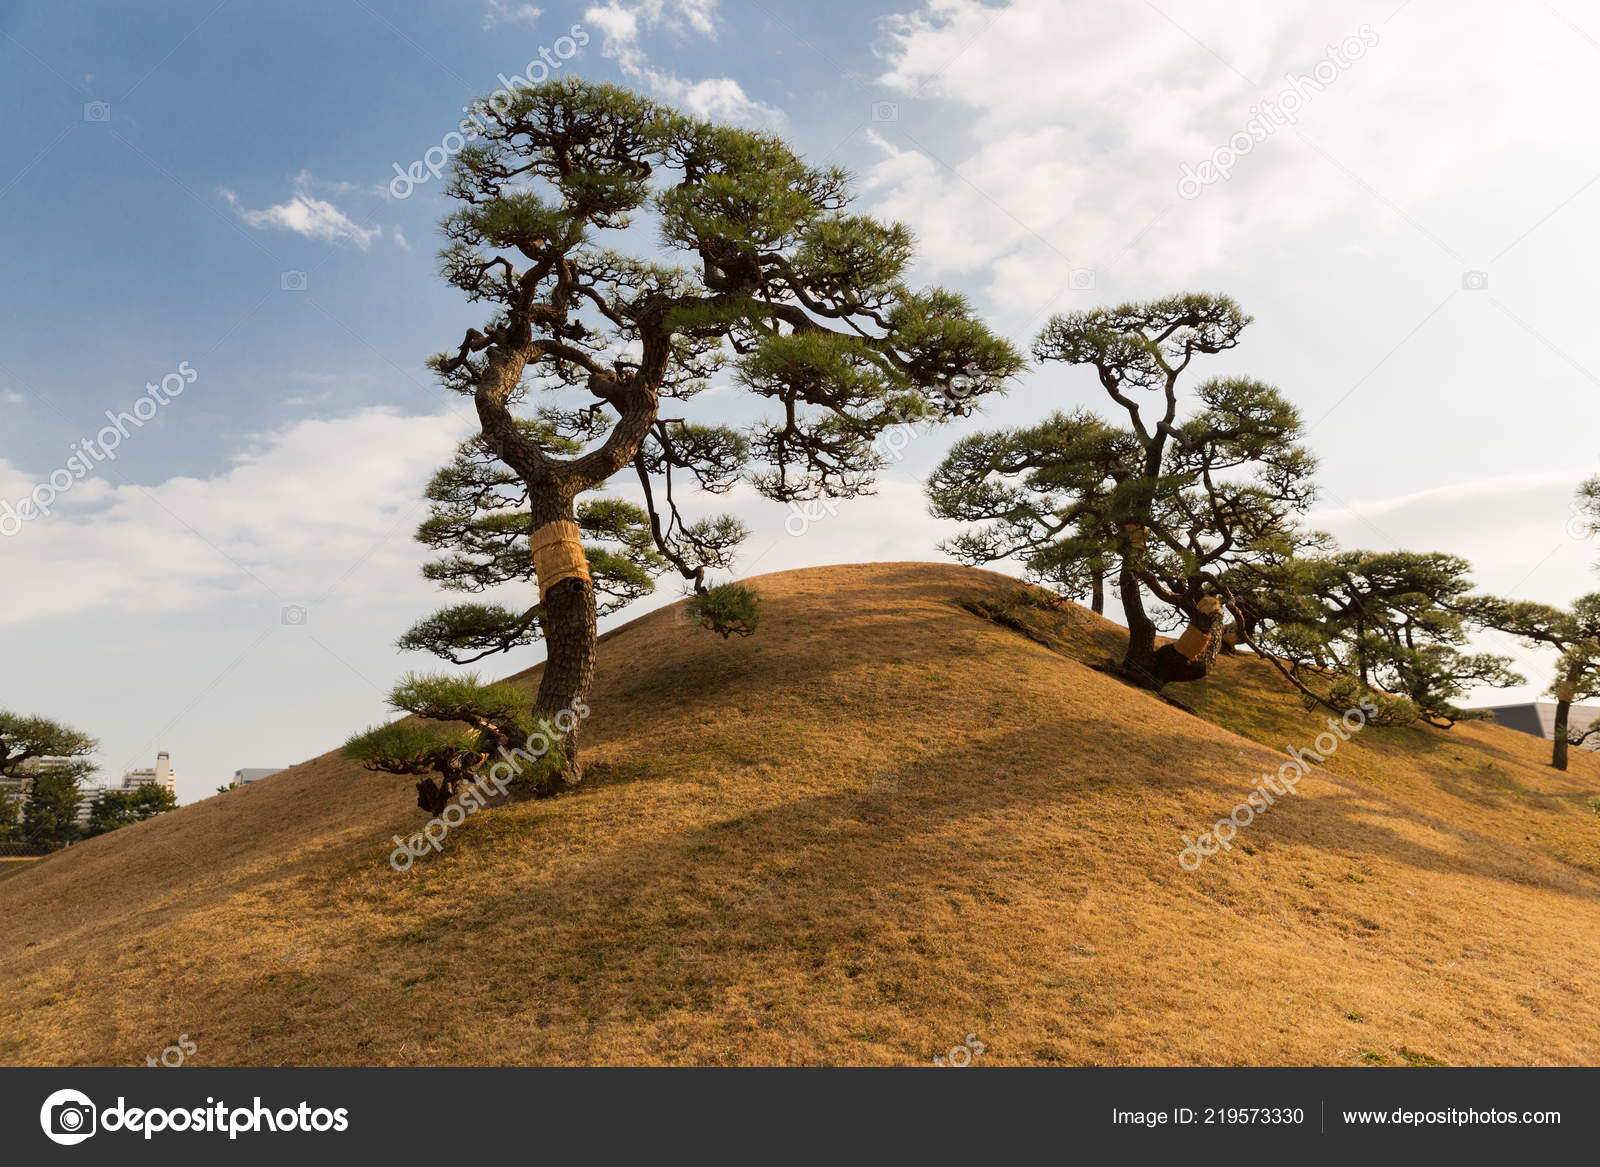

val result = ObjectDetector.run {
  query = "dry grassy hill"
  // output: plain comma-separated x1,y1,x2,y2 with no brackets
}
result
4,562,1600,1066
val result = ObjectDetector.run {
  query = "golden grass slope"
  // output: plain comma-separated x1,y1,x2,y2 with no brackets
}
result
2,562,1599,1066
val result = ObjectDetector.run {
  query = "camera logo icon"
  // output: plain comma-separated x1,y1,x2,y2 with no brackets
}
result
281,604,308,626
1068,266,1097,291
871,101,899,122
83,101,111,122
1461,269,1489,291
40,1089,97,1145
280,270,308,292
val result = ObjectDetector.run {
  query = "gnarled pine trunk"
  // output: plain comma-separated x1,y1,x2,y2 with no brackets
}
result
1552,670,1579,771
528,492,598,788
1118,562,1159,686
535,574,596,783
471,319,671,791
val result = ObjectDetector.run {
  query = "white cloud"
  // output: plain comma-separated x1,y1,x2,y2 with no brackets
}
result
585,0,641,61
221,173,386,250
584,0,782,124
0,407,467,626
1,391,23,406
0,406,484,805
1310,466,1595,526
642,71,783,124
869,0,1600,311
289,169,361,197
483,0,542,30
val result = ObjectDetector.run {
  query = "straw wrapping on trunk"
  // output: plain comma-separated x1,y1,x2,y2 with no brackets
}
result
1174,596,1223,662
530,521,591,601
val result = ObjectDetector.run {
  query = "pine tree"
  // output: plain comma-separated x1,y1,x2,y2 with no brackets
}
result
344,674,571,811
21,767,85,848
1,711,97,849
1242,550,1520,726
1470,593,1600,768
0,784,19,841
928,292,1314,687
85,785,178,836
427,79,1021,781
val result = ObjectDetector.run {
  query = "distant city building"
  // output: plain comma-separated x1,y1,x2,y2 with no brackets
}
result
3,756,102,826
2,752,178,830
77,753,179,823
74,783,108,826
121,752,177,794
233,767,286,785
9,756,73,781
1482,702,1600,747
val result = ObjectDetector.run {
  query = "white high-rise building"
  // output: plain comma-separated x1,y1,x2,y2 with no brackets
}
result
71,753,179,823
121,752,177,794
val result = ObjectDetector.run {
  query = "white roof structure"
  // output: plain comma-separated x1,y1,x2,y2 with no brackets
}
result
233,767,286,784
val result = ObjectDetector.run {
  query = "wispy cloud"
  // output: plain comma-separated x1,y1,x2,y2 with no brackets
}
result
1311,466,1593,524
584,0,782,124
483,0,542,30
220,173,386,250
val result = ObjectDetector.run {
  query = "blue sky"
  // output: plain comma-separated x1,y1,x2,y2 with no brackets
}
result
4,0,1600,802
0,0,901,477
